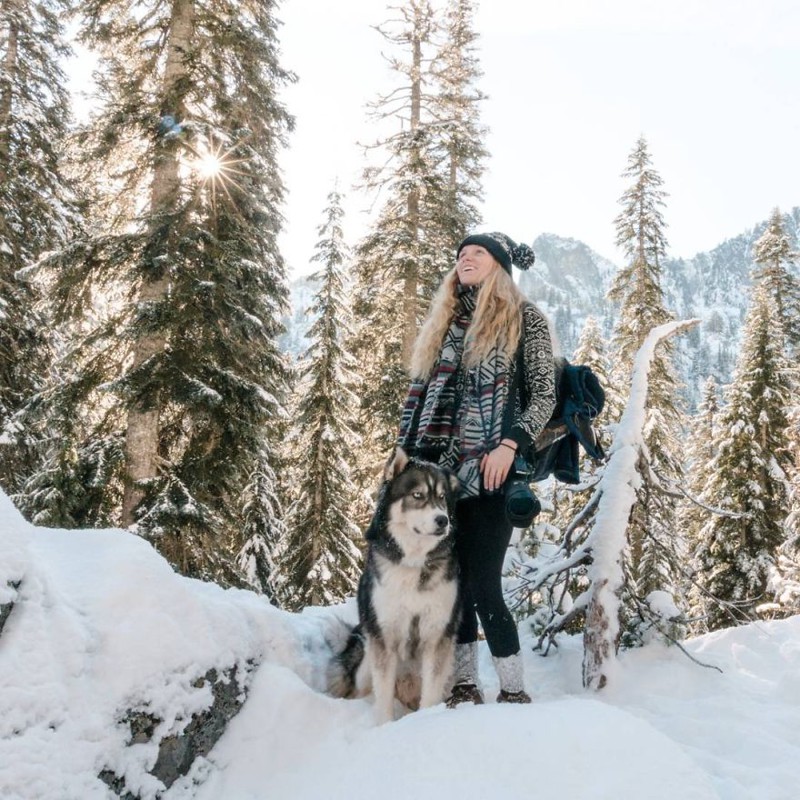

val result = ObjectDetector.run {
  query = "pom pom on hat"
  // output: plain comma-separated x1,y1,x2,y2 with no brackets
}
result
510,241,536,270
457,232,535,274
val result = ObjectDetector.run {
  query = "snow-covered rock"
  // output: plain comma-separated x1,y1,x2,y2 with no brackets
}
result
0,489,343,799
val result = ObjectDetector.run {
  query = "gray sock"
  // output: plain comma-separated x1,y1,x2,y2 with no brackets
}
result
492,652,525,694
453,642,479,685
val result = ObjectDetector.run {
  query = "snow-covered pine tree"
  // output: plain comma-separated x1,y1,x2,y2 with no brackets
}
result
32,0,294,585
570,315,616,445
607,136,687,639
351,0,445,472
790,395,800,544
769,458,800,615
350,0,486,489
785,400,800,590
693,281,794,629
0,0,75,494
431,0,486,250
279,189,362,610
236,443,286,603
609,136,674,404
752,207,800,353
751,208,800,616
681,376,721,631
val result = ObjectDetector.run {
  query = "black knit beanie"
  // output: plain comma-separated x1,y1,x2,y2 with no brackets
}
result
456,232,536,274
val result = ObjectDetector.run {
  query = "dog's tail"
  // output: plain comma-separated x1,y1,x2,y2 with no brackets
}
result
326,623,366,698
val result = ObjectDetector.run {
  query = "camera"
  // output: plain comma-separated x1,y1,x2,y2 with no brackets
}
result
504,454,541,528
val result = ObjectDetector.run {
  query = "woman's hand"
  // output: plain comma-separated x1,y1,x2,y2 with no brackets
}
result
480,440,517,492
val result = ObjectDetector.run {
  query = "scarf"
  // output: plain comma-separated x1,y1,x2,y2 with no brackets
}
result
397,285,512,497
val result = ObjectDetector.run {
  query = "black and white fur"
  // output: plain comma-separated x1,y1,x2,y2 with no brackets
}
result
328,448,461,724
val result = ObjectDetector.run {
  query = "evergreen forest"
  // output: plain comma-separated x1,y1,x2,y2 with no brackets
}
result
1,0,799,648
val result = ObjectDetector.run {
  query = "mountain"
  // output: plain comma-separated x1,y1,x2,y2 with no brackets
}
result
280,207,800,409
517,234,618,356
661,207,800,402
521,207,800,407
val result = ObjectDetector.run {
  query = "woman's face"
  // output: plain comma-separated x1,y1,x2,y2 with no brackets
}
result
456,244,499,286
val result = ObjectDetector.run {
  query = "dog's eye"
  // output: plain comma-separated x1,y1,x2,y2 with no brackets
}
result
412,491,424,499
437,492,446,501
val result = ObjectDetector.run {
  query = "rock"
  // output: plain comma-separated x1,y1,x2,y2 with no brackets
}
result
0,581,20,638
101,664,249,798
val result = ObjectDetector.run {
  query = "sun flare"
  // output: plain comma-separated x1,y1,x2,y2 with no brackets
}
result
196,152,223,179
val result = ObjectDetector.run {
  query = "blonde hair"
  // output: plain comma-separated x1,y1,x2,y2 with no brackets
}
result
409,264,526,380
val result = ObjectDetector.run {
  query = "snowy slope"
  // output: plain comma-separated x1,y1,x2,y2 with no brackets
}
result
1,489,799,800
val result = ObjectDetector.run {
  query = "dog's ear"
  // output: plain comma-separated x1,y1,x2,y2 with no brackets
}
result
384,446,409,481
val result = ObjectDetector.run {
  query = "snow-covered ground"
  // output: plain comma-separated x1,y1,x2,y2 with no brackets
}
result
2,489,799,800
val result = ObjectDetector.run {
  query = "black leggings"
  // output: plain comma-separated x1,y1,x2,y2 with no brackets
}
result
455,494,520,658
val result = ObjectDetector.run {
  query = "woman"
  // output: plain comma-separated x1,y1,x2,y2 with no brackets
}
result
397,231,556,705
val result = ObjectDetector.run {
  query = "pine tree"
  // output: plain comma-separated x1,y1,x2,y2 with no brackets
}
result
542,316,613,630
236,444,286,603
0,0,75,494
607,137,687,636
279,189,362,609
748,208,800,615
681,376,720,630
609,136,673,385
752,207,800,352
351,0,445,468
693,282,794,629
432,0,487,247
350,0,486,482
571,315,617,445
770,453,800,615
28,0,294,585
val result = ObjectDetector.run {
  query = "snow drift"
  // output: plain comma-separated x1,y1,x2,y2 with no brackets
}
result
1,489,799,800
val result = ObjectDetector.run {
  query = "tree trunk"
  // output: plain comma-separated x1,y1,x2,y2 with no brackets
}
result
122,0,194,526
0,1,18,173
0,2,19,264
401,20,422,368
582,578,612,689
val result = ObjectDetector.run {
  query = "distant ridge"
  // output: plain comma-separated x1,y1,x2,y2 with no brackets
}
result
281,207,800,409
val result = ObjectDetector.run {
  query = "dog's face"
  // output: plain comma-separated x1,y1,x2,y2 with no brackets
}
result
383,448,459,538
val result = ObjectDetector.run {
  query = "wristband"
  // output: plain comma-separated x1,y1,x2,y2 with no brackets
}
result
499,442,517,453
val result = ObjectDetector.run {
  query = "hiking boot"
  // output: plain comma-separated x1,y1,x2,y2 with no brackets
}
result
446,683,484,708
496,689,532,704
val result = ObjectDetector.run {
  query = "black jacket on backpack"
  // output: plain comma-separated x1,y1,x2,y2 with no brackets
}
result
529,358,606,484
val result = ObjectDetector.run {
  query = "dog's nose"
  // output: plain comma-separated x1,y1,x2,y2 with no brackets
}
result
435,514,449,531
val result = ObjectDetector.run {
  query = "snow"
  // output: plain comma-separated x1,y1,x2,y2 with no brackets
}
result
194,662,718,800
646,589,682,621
2,487,800,800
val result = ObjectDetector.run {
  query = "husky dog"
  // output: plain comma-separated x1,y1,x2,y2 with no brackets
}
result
329,448,461,724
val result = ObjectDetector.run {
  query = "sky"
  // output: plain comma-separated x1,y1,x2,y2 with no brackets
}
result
2,486,799,799
276,0,800,278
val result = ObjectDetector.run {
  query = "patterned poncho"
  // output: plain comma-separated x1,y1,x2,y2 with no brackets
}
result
398,286,556,498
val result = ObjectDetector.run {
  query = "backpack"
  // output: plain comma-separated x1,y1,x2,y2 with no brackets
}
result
528,357,606,484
